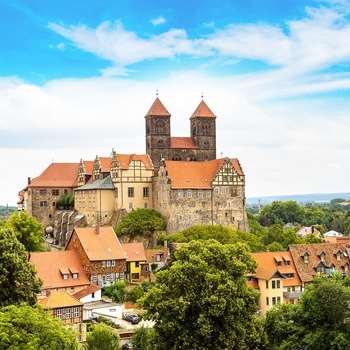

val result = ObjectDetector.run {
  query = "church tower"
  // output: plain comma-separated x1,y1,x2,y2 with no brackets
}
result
190,99,216,161
145,96,171,168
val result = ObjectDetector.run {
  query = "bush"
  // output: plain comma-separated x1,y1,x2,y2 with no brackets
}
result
127,282,154,303
103,281,127,303
57,193,74,210
86,323,120,350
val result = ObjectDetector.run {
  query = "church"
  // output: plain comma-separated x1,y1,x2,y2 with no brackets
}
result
19,96,248,239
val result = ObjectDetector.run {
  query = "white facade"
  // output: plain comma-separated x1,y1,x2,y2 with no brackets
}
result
79,289,102,304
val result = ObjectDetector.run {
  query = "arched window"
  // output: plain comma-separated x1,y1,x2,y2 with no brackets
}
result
158,139,164,148
156,120,165,134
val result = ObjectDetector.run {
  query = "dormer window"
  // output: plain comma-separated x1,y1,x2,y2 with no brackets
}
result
344,263,349,273
59,267,70,280
63,274,69,280
302,252,309,264
72,273,79,279
336,251,342,261
319,252,326,262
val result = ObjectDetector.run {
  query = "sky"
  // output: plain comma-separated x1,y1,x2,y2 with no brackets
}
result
1,0,350,205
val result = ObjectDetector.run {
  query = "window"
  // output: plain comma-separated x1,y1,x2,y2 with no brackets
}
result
128,187,134,197
91,275,98,283
52,202,56,207
266,297,269,306
106,260,111,267
102,261,106,267
39,189,47,195
265,280,269,289
63,274,69,280
92,292,95,298
187,190,192,198
143,187,150,198
72,273,78,279
336,251,342,261
52,189,60,196
129,202,133,209
135,262,140,268
40,201,48,207
272,280,276,289
277,296,281,304
73,307,79,318
111,260,116,267
64,189,68,194
132,273,140,280
272,297,276,305
277,280,280,288
303,253,309,264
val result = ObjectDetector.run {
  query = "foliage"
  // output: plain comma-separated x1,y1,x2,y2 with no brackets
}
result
127,282,154,303
259,201,305,226
131,326,157,350
0,304,79,350
162,224,266,252
265,275,350,350
5,211,45,251
0,227,41,306
57,193,74,210
103,280,127,303
96,316,121,329
151,263,158,272
85,323,120,350
142,240,267,350
116,209,166,238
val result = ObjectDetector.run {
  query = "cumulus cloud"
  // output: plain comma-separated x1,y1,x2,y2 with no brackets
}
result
150,16,166,26
2,71,350,205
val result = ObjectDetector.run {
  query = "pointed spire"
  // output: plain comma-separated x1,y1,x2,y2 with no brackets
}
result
190,99,216,119
145,97,171,117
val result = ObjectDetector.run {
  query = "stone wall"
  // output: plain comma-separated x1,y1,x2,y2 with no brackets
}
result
153,178,247,232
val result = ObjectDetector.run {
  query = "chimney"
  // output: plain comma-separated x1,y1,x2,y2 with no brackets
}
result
27,177,31,185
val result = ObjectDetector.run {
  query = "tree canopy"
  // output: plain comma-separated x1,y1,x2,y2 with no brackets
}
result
5,211,45,251
85,323,120,350
265,275,350,350
142,240,266,350
0,304,79,350
131,326,157,350
116,208,166,238
0,227,41,306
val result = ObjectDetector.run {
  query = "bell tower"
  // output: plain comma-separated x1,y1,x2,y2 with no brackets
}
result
145,96,171,168
190,99,216,161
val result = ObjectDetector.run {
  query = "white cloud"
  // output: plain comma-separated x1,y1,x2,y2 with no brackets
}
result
151,16,166,26
2,71,350,205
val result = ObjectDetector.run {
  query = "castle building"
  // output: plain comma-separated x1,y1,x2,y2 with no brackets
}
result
145,97,216,168
154,158,247,232
20,95,248,236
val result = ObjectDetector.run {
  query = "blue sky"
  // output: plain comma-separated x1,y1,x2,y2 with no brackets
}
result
1,0,350,204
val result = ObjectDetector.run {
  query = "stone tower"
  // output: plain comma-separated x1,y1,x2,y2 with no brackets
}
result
190,99,216,161
145,97,171,168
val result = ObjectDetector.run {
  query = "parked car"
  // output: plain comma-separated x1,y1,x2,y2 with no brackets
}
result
122,312,140,324
122,344,134,350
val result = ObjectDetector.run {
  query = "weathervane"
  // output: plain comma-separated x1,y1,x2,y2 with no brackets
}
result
201,92,204,99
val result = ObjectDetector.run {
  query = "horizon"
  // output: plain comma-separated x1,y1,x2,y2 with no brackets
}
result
2,0,350,205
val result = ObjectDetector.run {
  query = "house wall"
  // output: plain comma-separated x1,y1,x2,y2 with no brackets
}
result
66,231,126,287
258,278,284,314
112,160,153,211
74,189,115,225
80,289,102,304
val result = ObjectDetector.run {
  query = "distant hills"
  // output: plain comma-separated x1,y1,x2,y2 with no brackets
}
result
247,192,350,206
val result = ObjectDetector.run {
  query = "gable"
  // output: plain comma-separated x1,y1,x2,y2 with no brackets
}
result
212,160,244,186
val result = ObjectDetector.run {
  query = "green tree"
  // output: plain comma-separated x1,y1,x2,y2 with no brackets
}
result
0,304,79,350
5,211,44,251
132,326,157,350
57,193,74,210
116,209,166,239
265,275,350,350
259,201,305,226
85,323,120,350
142,240,266,350
103,280,126,303
0,227,41,306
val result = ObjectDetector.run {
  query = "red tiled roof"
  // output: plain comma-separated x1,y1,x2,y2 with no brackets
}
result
29,250,90,290
145,97,171,117
191,100,216,118
38,291,82,309
122,243,147,262
28,163,80,188
69,226,127,261
164,158,244,189
252,251,301,287
83,154,153,173
73,284,101,300
170,137,198,149
289,243,350,283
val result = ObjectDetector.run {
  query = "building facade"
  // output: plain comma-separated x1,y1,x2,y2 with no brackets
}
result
153,158,247,232
66,226,127,287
